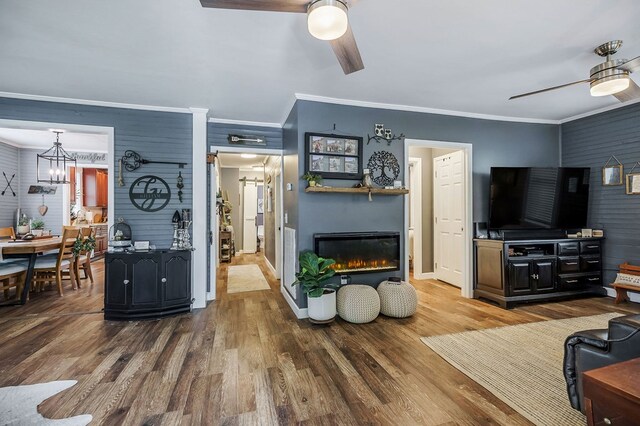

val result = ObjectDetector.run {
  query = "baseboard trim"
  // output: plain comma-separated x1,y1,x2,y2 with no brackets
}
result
281,285,308,319
265,257,277,278
605,287,640,303
413,272,435,280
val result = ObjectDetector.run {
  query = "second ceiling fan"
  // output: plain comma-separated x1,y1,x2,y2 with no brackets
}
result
200,0,364,75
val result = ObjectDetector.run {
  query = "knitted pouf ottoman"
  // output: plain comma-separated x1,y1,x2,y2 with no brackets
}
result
377,280,417,318
337,284,380,324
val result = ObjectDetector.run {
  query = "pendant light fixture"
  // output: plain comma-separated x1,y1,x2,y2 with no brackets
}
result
307,0,348,41
37,130,76,184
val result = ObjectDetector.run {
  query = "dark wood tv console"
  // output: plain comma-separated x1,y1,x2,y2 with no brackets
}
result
474,237,606,309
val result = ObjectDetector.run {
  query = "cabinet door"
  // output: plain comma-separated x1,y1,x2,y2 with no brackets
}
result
162,253,191,306
131,257,160,306
105,256,129,307
533,259,556,292
96,169,108,207
83,168,97,207
508,261,533,295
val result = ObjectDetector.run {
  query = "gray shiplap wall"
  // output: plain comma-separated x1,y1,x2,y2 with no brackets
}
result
561,102,640,286
0,141,20,228
19,149,64,233
0,97,193,247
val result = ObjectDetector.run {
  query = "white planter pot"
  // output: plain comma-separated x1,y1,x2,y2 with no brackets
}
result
307,290,336,324
32,229,43,237
17,225,30,235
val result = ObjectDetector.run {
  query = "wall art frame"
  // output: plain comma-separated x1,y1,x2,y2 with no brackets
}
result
626,162,640,194
304,132,363,180
602,155,623,186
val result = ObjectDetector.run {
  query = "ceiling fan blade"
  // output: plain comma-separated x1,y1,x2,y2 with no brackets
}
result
509,79,592,100
617,56,640,73
613,79,640,103
199,0,308,13
329,23,364,75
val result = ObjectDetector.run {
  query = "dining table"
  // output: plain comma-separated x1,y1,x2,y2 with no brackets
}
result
0,236,62,306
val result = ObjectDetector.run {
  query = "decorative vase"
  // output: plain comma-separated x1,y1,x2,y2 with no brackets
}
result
17,225,30,235
307,289,336,324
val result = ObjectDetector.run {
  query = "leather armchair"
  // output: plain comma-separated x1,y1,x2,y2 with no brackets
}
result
563,314,640,413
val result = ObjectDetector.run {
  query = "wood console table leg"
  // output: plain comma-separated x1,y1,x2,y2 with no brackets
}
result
614,287,628,304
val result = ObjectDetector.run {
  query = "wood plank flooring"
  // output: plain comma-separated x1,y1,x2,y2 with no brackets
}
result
1,253,639,425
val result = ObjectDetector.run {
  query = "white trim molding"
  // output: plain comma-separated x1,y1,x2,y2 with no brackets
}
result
190,107,209,309
208,117,282,129
281,285,309,319
0,91,192,114
294,93,560,125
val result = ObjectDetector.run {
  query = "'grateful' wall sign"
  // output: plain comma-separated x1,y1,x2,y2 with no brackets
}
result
68,152,108,164
129,175,171,212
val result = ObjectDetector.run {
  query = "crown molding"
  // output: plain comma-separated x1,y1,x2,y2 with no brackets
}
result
0,91,192,114
294,93,561,125
208,117,282,129
559,97,640,124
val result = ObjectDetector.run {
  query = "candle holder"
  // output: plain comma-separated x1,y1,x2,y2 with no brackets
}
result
171,222,180,250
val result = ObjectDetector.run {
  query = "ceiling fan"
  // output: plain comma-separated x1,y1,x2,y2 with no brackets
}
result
199,0,364,75
510,40,640,102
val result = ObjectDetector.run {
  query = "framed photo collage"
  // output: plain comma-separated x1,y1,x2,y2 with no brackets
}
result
304,132,363,180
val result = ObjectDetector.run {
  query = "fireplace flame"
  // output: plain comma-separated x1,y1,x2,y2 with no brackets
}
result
331,258,393,273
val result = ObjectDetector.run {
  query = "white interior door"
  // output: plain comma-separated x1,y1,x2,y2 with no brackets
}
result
434,151,464,287
209,159,219,300
243,182,258,253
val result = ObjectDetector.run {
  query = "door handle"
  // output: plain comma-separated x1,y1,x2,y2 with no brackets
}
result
161,278,167,283
123,280,129,285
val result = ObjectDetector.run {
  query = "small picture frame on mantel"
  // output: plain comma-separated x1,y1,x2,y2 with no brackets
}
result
602,155,623,186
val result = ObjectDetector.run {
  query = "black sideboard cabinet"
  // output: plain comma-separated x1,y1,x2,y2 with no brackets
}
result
105,249,192,320
474,237,606,309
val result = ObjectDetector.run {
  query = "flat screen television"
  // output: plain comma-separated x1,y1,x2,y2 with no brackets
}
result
489,167,590,230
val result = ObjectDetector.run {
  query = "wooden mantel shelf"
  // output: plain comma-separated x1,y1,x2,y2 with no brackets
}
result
305,186,409,195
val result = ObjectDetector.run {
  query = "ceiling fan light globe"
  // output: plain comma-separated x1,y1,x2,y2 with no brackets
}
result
307,0,348,41
590,76,630,97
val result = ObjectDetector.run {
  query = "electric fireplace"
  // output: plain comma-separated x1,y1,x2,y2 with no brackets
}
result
314,232,400,274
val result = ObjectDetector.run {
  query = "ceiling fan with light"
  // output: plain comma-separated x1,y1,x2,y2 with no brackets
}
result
510,40,640,102
199,0,364,74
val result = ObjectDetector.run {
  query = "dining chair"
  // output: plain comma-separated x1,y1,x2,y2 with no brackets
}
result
32,227,80,296
0,262,27,301
0,227,16,240
75,227,95,285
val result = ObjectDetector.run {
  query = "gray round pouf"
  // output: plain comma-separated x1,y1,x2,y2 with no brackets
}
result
337,284,380,324
377,281,418,318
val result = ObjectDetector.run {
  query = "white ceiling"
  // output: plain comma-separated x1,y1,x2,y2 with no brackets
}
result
1,0,639,123
217,152,268,169
0,128,108,152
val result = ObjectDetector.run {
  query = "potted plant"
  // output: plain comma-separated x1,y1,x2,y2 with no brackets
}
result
294,250,338,324
17,216,30,235
302,172,322,187
30,219,45,237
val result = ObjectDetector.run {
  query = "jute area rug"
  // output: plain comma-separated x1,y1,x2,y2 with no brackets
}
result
227,264,271,294
421,312,621,426
0,380,92,425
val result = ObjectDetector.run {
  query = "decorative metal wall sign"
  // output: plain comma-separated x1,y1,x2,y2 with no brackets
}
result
121,150,186,171
129,175,171,212
27,185,57,194
1,172,16,196
367,151,400,186
367,123,405,146
68,152,107,164
228,134,266,146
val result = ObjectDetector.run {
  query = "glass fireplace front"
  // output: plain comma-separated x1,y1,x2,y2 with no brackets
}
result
314,232,400,274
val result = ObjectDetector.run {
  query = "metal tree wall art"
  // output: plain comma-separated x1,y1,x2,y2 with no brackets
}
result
367,151,400,186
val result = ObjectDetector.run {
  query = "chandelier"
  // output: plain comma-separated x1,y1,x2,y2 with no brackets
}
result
37,130,76,184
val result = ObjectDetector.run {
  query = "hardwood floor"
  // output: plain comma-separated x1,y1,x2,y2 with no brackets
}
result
1,253,639,425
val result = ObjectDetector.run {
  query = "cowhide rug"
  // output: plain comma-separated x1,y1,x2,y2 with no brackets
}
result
0,380,92,425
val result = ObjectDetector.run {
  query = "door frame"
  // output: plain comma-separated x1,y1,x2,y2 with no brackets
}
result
208,146,284,300
403,139,474,298
408,157,425,279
